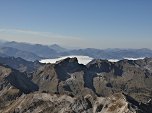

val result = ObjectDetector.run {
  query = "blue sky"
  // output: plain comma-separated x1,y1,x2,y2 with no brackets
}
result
0,0,152,49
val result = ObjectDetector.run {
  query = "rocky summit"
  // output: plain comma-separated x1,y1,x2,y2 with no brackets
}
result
0,57,152,113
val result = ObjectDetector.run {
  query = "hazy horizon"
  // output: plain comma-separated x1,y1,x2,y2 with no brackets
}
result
0,1,152,49
1,39,152,50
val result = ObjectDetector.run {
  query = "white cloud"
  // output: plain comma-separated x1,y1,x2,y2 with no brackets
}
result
40,55,93,65
0,28,77,38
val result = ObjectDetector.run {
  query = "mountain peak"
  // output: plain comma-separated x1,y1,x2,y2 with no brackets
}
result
49,44,67,52
56,57,78,65
50,44,60,47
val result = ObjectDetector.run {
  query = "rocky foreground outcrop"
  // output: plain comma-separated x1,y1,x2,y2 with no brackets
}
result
0,57,152,113
1,92,152,113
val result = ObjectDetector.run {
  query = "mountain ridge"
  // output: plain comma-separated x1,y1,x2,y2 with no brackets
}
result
0,41,152,62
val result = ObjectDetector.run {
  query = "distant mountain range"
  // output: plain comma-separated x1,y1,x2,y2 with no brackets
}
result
0,46,42,61
0,40,152,61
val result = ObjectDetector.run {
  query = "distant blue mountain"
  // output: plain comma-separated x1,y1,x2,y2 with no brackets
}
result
2,41,58,58
0,47,41,61
49,44,68,53
0,41,152,61
65,48,152,59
